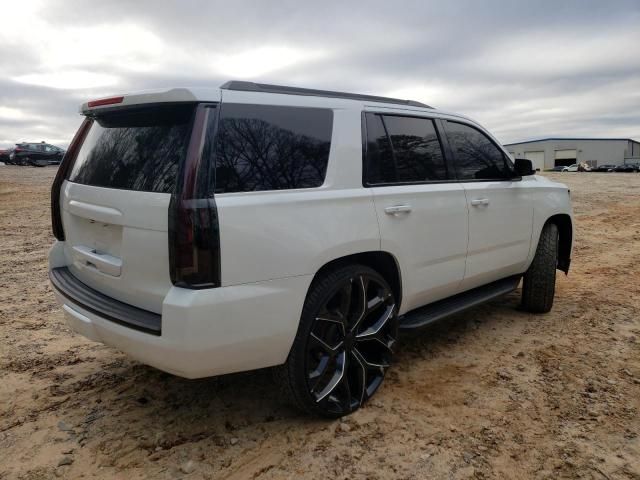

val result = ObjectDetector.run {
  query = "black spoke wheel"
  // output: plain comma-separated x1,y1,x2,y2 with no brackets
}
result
278,265,398,417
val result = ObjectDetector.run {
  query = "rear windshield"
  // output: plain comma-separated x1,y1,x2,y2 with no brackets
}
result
69,104,195,193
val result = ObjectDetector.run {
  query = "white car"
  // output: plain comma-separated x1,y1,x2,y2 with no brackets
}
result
562,164,580,172
49,81,574,417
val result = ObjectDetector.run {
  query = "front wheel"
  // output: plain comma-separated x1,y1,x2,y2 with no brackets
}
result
278,265,398,417
521,223,559,313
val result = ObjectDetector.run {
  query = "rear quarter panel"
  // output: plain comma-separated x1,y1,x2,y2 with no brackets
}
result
215,104,380,286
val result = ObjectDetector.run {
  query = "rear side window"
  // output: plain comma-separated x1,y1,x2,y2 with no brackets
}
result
444,121,513,180
364,113,448,185
212,104,333,193
69,104,195,193
364,114,394,184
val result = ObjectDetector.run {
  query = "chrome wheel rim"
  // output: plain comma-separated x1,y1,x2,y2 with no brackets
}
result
305,273,397,414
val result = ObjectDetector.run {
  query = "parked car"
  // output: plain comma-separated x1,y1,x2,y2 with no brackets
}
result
48,82,574,417
614,163,639,172
561,164,579,172
2,147,17,164
592,164,617,172
9,142,65,166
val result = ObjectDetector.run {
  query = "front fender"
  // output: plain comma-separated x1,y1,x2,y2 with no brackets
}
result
525,181,574,272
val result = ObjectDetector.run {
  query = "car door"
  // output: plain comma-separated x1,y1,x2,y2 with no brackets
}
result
364,112,468,313
32,144,46,161
441,120,533,291
43,144,56,160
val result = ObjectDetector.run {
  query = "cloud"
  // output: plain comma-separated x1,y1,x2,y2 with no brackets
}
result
0,107,31,121
14,71,120,90
212,46,328,79
0,0,639,148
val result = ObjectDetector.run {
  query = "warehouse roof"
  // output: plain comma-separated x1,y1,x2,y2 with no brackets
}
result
505,137,640,146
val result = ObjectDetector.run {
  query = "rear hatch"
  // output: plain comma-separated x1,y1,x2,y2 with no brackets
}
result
59,103,195,313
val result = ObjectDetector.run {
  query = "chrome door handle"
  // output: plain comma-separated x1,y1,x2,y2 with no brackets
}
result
384,205,412,215
470,198,490,206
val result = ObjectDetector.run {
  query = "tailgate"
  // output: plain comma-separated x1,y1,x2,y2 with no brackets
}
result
61,181,171,313
58,103,195,313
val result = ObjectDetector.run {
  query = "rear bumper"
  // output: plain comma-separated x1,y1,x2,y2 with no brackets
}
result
50,267,161,335
49,264,313,379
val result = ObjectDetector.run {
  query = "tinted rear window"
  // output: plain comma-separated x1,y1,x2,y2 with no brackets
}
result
211,104,333,193
69,104,195,193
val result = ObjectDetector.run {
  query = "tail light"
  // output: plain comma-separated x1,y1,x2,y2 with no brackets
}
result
168,105,220,289
51,118,93,240
14,147,22,152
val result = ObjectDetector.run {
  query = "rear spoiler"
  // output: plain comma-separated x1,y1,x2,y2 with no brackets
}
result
80,88,220,115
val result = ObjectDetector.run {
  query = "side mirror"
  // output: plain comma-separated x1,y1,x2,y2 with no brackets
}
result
514,158,535,176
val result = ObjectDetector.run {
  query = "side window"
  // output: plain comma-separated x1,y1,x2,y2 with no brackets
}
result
384,116,448,182
444,121,512,180
212,104,333,193
364,113,394,184
364,113,448,185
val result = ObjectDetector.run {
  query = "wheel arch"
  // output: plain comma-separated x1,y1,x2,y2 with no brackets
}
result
309,251,403,309
545,213,573,273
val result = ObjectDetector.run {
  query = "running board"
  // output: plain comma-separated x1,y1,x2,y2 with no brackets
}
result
398,275,521,331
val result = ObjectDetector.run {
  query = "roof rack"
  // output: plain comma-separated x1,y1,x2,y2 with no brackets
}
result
220,81,432,109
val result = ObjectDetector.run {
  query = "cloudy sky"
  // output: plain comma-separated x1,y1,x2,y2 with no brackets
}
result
1,0,639,148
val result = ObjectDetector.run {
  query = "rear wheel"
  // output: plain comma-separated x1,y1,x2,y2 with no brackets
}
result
521,223,559,313
278,265,398,417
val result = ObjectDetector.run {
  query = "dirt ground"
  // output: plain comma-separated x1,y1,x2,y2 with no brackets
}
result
1,166,639,480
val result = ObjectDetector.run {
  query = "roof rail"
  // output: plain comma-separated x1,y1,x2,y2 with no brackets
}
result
219,81,432,109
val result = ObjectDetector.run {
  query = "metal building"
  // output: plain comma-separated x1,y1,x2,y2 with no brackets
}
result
504,138,640,170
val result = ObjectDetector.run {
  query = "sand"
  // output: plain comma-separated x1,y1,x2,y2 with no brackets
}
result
1,166,639,479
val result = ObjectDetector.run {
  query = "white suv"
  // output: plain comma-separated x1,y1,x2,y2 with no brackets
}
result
49,81,573,417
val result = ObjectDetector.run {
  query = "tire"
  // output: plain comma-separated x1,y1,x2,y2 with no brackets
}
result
277,264,398,418
521,223,559,313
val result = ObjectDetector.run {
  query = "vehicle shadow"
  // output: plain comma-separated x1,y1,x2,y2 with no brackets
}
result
58,290,526,452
